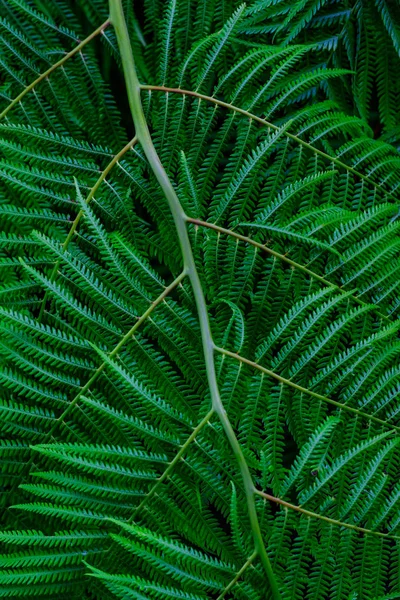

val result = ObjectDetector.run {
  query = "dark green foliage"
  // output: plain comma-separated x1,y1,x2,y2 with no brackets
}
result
0,0,400,598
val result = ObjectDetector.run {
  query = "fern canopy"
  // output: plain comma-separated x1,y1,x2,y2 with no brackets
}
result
0,0,400,599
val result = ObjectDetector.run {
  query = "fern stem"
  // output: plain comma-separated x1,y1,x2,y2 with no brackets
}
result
130,408,214,522
187,218,389,321
255,490,400,540
56,270,187,424
10,272,186,501
109,2,281,597
216,550,258,600
140,85,398,203
37,135,138,321
216,347,400,433
0,19,111,120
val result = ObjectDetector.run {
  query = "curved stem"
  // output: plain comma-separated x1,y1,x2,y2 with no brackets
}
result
0,20,110,120
109,1,281,597
140,85,398,203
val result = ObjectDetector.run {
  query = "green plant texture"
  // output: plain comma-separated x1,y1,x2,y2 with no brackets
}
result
1,0,400,598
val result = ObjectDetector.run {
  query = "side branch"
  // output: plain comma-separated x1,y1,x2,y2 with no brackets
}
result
38,135,138,320
216,551,258,600
12,271,187,493
216,347,400,433
56,270,187,426
187,218,389,321
0,20,110,120
141,85,398,203
256,490,400,540
129,408,214,522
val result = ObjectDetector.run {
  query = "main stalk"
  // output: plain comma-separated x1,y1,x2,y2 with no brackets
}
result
109,2,281,597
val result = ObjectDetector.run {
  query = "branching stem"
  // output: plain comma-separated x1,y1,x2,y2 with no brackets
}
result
109,1,281,597
140,85,397,203
256,490,400,540
0,20,110,120
216,347,400,432
3,7,397,594
187,217,389,321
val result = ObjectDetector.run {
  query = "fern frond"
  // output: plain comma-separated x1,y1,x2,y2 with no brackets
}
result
1,2,400,598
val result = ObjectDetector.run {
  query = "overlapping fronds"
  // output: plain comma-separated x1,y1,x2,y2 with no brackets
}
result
0,1,399,599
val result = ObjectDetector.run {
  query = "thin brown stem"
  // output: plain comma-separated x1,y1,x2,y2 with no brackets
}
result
9,272,186,497
140,85,398,204
187,217,389,321
256,490,400,540
0,20,110,120
56,270,187,425
216,347,400,433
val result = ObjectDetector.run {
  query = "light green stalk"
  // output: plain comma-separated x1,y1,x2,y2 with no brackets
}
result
130,408,215,522
38,136,138,321
109,1,281,597
217,551,258,600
